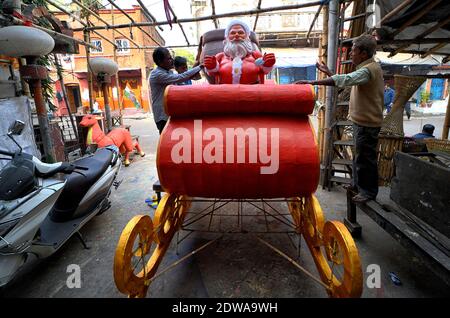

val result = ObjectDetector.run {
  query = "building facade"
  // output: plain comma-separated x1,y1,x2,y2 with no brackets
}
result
53,5,164,115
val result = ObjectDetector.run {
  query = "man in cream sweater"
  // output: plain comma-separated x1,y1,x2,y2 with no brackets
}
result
296,34,383,203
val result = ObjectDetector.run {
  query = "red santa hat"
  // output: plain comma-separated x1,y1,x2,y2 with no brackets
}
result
224,19,251,38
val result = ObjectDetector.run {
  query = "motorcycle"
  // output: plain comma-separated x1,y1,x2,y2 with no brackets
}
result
0,120,122,287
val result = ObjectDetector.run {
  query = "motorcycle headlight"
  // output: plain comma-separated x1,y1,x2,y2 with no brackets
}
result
0,219,20,237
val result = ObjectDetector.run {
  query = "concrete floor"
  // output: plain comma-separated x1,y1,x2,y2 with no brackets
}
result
1,115,448,298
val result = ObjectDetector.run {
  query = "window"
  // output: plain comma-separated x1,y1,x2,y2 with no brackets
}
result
115,39,130,53
282,14,297,27
90,39,103,53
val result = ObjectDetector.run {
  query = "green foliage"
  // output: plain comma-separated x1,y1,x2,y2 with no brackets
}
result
420,90,430,103
76,0,103,20
172,49,197,67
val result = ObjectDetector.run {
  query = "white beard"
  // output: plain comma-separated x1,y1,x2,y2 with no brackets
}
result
223,38,254,59
223,38,253,84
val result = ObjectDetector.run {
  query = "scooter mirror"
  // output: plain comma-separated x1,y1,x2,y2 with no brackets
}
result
8,120,25,136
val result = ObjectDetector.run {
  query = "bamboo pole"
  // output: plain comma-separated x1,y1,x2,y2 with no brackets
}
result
9,15,97,50
211,0,220,29
71,0,142,49
168,5,190,46
44,0,118,49
105,0,163,46
306,3,324,44
136,0,164,31
253,0,262,31
75,2,326,31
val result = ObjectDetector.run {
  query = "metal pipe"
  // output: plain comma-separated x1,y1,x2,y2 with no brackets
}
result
75,2,326,31
323,0,339,186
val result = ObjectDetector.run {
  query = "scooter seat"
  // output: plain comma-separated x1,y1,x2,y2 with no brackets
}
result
50,148,113,222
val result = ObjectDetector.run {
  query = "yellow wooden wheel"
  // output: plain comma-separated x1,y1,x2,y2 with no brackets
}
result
301,196,325,247
113,215,156,297
153,194,190,245
322,221,363,298
289,195,363,298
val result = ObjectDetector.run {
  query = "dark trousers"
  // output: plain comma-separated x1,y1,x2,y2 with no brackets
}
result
352,123,381,199
156,120,167,135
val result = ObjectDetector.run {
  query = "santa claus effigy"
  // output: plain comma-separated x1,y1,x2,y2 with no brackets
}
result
113,20,363,299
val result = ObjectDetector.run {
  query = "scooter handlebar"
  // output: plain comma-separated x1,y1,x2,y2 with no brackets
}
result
0,149,14,157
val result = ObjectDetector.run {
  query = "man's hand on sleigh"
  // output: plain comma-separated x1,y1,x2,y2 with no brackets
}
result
262,53,276,67
204,56,217,70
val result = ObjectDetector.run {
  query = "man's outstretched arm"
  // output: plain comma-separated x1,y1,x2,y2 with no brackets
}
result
295,78,335,86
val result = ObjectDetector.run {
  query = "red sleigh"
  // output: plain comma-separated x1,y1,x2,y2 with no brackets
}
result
113,29,362,298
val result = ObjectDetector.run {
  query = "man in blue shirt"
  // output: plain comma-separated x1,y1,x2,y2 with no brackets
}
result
413,124,435,139
384,83,395,113
174,56,193,86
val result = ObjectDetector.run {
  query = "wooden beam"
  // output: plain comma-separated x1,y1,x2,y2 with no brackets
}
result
421,42,447,58
382,47,450,57
388,15,450,57
391,0,442,37
379,38,450,45
379,0,415,25
75,2,325,31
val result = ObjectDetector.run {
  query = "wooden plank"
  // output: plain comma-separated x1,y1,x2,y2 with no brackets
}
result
356,198,450,286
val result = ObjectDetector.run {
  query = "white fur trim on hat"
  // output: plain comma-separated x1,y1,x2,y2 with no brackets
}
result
225,19,250,38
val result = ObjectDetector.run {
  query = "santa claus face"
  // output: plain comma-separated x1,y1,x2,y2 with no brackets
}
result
228,25,247,42
224,25,253,60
